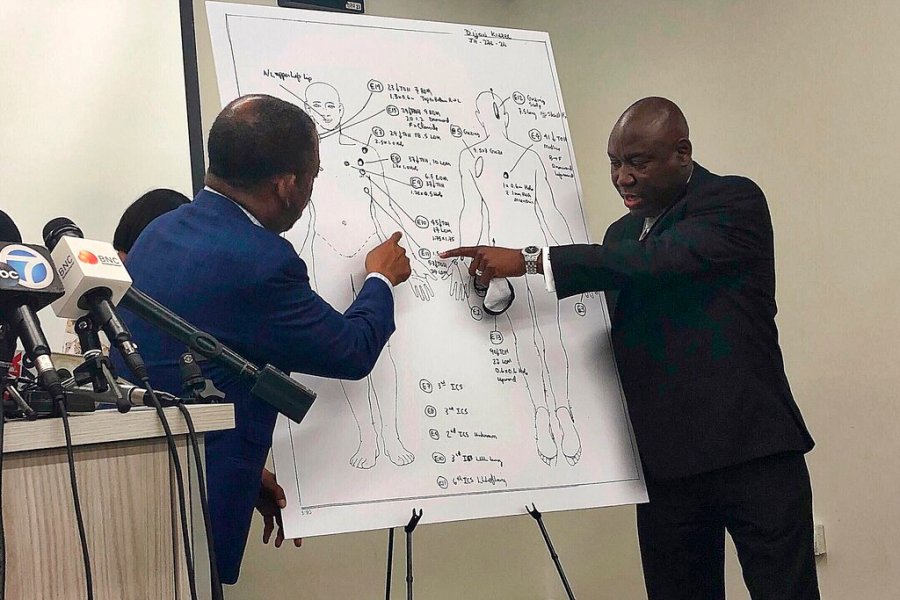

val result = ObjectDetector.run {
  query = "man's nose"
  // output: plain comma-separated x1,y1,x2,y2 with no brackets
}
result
614,167,636,188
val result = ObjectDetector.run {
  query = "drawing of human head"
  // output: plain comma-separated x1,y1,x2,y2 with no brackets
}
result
475,90,510,136
304,82,344,132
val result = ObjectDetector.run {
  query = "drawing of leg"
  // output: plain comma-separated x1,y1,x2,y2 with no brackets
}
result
344,368,380,469
503,312,557,466
525,281,582,466
548,310,581,466
368,344,414,466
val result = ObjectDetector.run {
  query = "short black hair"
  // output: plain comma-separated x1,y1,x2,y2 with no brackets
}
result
207,94,318,191
113,188,190,252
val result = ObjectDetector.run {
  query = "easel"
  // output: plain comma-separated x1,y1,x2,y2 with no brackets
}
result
383,506,576,599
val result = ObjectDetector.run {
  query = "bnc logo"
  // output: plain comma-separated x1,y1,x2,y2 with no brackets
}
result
0,245,53,290
78,250,99,265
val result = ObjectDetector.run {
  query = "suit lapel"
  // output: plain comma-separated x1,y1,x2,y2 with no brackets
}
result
644,162,711,240
620,214,644,242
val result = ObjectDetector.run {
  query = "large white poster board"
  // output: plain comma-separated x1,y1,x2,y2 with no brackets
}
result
207,2,646,538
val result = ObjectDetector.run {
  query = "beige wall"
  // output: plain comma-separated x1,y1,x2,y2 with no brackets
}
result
0,0,192,345
506,1,900,598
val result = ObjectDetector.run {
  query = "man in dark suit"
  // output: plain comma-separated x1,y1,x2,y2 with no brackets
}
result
120,94,411,583
441,97,818,599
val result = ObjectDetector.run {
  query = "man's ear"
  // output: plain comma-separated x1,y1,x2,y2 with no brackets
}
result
676,138,693,165
273,173,296,205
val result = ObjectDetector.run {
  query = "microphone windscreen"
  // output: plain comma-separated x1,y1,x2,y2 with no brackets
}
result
0,210,22,243
42,217,83,251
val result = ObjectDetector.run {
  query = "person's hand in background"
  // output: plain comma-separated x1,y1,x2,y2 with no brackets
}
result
256,468,302,548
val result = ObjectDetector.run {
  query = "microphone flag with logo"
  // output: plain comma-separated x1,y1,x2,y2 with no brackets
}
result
0,214,66,400
43,217,147,380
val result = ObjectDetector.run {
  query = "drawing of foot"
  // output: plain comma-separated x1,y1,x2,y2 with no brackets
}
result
350,430,380,469
534,406,558,466
383,435,415,466
556,407,582,466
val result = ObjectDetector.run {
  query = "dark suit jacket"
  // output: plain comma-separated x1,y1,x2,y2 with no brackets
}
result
118,190,396,583
550,164,813,480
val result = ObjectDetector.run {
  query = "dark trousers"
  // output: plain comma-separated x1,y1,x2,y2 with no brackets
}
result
636,452,819,600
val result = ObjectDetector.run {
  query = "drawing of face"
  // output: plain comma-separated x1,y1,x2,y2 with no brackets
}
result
305,82,344,132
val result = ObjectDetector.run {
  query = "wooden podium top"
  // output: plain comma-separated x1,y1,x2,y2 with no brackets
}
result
2,404,235,454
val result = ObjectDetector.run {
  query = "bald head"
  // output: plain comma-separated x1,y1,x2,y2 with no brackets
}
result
207,94,317,191
607,97,693,218
615,97,689,143
206,94,320,233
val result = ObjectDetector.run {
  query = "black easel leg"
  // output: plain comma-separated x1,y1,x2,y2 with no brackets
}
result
385,527,395,600
404,509,422,600
527,504,576,600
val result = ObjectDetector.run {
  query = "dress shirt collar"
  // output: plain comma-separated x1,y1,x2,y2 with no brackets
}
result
203,186,263,228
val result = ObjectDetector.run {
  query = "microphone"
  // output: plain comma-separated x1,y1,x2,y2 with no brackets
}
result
0,210,19,245
119,287,317,423
0,214,67,401
42,217,148,381
118,383,178,408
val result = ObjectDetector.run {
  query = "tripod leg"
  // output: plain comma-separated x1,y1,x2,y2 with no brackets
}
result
406,527,413,600
404,509,422,600
527,504,576,600
385,527,395,600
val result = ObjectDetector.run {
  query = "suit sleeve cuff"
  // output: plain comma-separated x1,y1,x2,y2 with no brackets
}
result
542,247,557,293
365,272,394,295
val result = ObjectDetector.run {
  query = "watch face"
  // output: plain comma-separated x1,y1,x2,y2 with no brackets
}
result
523,245,540,255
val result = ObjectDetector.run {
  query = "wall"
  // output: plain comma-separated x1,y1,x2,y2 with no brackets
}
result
0,0,192,344
505,1,900,598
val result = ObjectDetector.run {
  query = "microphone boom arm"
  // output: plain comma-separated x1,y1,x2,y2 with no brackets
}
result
119,287,316,423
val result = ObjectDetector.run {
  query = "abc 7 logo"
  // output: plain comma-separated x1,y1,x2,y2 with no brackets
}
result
0,246,53,290
0,261,21,288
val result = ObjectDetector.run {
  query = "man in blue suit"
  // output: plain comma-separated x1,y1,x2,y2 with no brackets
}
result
120,94,411,583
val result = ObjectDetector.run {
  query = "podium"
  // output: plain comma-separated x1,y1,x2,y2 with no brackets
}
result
1,404,235,600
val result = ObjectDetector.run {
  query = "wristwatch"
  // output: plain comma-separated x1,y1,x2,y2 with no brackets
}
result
522,245,541,275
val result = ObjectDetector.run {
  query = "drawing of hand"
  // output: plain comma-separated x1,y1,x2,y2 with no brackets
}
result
446,260,470,302
409,271,435,301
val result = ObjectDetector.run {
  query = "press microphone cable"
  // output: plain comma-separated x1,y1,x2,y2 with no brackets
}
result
174,400,224,600
56,390,94,600
138,377,198,600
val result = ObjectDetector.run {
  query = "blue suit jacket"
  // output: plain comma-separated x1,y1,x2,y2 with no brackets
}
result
117,189,395,583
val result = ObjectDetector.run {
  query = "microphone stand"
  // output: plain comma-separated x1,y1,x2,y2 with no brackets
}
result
72,315,135,414
176,352,224,600
120,287,315,423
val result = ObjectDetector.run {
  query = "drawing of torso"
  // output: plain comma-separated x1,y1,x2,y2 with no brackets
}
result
455,91,583,467
461,139,550,247
311,137,383,263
